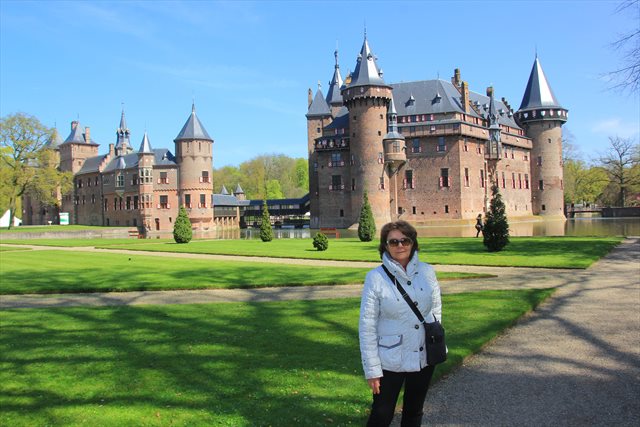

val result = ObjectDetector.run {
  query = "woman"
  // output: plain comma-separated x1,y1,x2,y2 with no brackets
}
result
475,213,484,238
359,221,443,427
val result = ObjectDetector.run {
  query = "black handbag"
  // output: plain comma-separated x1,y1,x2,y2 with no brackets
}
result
381,265,447,365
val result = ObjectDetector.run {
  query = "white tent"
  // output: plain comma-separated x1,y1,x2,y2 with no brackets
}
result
0,210,22,227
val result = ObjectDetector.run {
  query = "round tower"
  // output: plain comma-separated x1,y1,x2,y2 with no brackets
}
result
516,56,568,217
342,35,392,227
174,103,214,232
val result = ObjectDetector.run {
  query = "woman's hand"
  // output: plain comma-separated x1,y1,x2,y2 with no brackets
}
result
367,377,381,394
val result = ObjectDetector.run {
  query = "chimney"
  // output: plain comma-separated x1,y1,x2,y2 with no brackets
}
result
461,81,470,113
308,88,313,108
486,86,493,97
71,120,78,131
109,144,115,156
452,68,461,87
84,127,90,143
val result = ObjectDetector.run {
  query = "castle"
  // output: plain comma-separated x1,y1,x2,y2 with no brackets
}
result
22,105,245,235
306,35,568,228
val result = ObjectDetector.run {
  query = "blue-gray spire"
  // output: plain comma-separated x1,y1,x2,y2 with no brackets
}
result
174,103,213,142
220,185,229,195
138,131,153,154
518,57,563,111
115,108,131,154
326,49,344,107
234,183,244,194
348,35,387,88
306,86,331,117
44,128,63,150
383,97,404,141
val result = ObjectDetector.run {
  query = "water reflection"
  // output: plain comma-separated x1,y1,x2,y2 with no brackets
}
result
205,218,638,240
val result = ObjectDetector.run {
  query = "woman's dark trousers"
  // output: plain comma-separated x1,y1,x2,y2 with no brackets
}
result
366,365,435,427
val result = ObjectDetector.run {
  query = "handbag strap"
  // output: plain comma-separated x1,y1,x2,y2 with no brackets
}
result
381,264,432,325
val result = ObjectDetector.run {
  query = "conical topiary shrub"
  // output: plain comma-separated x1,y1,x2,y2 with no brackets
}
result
483,183,510,252
358,190,376,242
173,206,193,244
313,232,329,251
259,200,273,242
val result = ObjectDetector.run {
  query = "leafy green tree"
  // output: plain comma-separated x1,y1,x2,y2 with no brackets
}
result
259,200,273,242
265,179,284,199
0,113,73,229
596,136,640,206
483,184,509,252
358,190,376,242
313,232,328,251
173,206,192,243
295,158,309,190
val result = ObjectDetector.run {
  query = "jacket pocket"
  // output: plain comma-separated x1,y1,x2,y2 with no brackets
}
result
378,335,403,370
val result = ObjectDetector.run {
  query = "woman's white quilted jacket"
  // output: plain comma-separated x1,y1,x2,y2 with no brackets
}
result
358,251,442,379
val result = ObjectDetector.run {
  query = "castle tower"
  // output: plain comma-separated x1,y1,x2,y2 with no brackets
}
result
485,87,503,187
325,49,344,117
115,109,133,156
137,131,155,233
516,56,568,217
174,103,214,231
382,97,406,217
58,120,99,222
306,84,332,228
342,35,392,226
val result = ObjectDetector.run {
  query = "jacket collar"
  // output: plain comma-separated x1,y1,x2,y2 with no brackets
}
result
382,251,419,281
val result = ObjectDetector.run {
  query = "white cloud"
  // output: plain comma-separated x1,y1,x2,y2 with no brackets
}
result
591,118,639,138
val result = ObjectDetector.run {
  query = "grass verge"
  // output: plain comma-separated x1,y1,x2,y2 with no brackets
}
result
0,288,554,426
0,250,485,295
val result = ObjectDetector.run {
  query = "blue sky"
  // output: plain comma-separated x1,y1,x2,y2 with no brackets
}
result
1,0,638,168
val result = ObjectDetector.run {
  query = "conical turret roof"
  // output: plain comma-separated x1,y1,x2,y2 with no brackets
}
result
487,89,500,129
174,103,213,142
326,49,344,107
138,131,153,153
383,97,404,141
518,57,563,111
348,35,387,88
220,185,229,195
306,88,331,117
44,128,63,150
234,183,244,194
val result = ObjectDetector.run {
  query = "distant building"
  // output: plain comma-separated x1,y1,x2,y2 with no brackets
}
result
307,36,567,228
22,105,230,237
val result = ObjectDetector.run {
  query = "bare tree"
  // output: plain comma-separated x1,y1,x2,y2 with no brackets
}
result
606,0,640,94
597,136,640,206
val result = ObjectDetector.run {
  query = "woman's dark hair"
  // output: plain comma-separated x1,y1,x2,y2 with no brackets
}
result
378,220,420,259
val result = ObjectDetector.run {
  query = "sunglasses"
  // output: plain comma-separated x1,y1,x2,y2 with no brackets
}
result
386,237,413,247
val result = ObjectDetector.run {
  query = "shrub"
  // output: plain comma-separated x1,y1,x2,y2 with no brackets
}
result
173,206,192,244
358,190,376,242
483,183,510,252
259,200,273,242
313,232,329,251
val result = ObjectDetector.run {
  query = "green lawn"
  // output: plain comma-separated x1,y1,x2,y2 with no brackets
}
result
0,238,170,247
0,225,129,234
92,236,621,268
0,288,554,426
0,250,484,295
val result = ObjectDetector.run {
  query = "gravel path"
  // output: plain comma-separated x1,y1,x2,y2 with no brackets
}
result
403,237,640,426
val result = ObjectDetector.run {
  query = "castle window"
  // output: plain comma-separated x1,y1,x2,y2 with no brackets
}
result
518,173,522,189
437,137,446,152
501,172,506,189
185,194,191,208
199,142,202,152
104,199,108,211
511,149,515,159
477,144,483,155
126,197,131,210
512,173,516,189
91,194,95,204
134,196,139,209
525,174,530,189
330,175,343,191
403,170,415,189
200,171,210,183
95,177,99,185
199,194,206,208
77,180,82,189
393,141,401,153
82,196,85,205
113,198,117,210
463,138,469,152
353,115,357,121
480,170,485,188
119,198,123,210
132,175,138,185
542,204,546,210
539,180,544,190
412,206,416,214
537,156,542,166
159,195,169,209
548,138,552,143
351,178,356,191
378,152,384,164
317,127,320,133
340,209,344,217
412,139,421,153
439,169,450,188
523,154,529,161
313,161,318,172
378,131,382,136
464,168,470,187
87,178,91,187
116,174,124,188
159,172,169,184
445,205,449,214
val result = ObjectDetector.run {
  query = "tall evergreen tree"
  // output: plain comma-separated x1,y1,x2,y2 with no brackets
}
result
173,206,192,243
358,190,376,242
483,183,510,252
259,200,273,242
